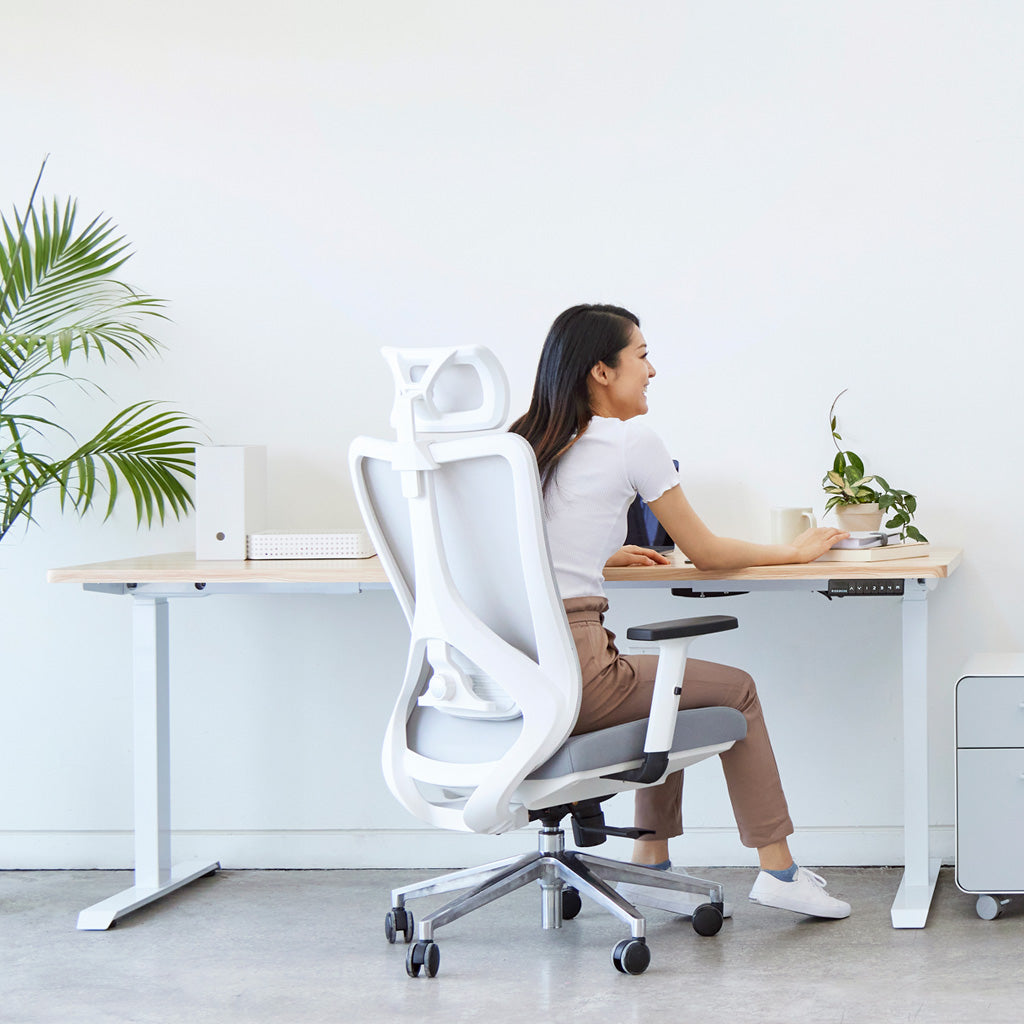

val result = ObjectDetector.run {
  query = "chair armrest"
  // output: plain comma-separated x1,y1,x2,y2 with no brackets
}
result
606,615,739,784
625,615,738,642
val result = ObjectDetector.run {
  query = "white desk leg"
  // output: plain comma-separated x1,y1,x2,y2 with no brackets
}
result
78,596,219,930
890,582,940,928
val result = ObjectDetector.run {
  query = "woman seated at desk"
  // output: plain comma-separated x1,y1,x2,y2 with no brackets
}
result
510,303,851,920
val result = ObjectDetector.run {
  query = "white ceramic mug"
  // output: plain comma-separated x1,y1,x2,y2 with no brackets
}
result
770,506,817,545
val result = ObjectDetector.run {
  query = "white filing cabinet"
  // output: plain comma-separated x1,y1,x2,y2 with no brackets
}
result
955,654,1024,919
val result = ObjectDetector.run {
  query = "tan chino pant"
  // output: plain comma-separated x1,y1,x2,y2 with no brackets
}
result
564,597,794,849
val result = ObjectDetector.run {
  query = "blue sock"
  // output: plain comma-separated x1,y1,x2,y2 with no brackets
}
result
765,862,798,882
642,860,672,870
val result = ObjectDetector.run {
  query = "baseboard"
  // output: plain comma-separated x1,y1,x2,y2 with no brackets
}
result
0,826,955,870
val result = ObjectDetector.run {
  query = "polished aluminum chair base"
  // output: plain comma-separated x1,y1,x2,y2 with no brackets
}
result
388,819,726,975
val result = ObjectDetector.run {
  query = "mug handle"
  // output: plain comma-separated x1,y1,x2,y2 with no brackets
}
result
801,510,817,530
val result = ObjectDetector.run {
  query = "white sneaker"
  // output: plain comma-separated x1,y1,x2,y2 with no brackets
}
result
616,868,733,918
748,867,851,919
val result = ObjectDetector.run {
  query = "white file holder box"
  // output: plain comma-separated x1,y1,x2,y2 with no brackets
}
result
195,445,267,559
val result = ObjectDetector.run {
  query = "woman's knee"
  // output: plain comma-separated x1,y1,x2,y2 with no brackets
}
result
724,666,759,712
680,658,759,711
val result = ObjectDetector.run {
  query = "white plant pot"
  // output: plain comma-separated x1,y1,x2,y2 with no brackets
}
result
834,502,884,532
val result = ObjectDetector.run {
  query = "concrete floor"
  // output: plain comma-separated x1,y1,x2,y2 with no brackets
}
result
2,865,1022,1024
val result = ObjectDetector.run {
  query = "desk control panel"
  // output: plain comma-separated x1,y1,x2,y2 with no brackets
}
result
826,578,905,598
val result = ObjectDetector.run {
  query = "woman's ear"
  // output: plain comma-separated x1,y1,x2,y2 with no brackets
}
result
587,361,613,417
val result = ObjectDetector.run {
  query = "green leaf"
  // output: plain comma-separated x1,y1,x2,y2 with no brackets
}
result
1,165,195,543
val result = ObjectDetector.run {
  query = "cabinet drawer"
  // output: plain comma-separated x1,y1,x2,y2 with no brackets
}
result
956,675,1024,748
956,748,1024,893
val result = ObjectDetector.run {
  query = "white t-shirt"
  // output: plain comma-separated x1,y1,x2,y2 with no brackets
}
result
543,416,680,600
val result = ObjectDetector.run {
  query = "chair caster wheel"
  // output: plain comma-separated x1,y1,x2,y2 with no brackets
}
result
385,908,414,944
562,886,582,920
691,903,724,937
612,937,650,975
406,940,440,977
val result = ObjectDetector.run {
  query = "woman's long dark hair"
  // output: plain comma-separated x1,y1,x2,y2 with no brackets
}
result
510,304,640,490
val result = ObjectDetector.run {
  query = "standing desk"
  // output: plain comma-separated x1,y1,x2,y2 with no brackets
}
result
49,547,961,930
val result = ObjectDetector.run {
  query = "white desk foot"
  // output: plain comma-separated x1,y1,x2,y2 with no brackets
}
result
77,859,221,930
890,858,941,928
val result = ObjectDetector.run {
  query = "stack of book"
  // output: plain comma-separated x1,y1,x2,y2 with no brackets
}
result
816,530,930,562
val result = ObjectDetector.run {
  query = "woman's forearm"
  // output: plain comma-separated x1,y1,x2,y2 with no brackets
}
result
684,536,798,572
647,485,846,570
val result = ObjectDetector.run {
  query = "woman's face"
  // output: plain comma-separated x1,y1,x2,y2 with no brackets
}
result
589,327,656,420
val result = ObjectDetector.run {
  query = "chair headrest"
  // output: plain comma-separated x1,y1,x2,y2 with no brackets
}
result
383,346,509,440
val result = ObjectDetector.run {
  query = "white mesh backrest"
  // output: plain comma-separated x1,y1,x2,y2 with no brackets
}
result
349,346,581,835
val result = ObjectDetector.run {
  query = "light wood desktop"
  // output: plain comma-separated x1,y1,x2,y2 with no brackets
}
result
49,547,961,586
50,547,962,930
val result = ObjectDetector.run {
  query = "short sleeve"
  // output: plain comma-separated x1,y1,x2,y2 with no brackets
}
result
623,419,680,502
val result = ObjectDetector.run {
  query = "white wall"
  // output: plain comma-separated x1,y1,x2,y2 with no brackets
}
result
2,1,1022,870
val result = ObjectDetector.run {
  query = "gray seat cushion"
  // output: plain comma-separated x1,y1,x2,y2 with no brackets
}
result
407,706,747,780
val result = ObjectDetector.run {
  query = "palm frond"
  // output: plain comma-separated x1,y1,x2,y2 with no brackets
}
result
0,194,167,381
0,163,198,544
51,402,196,527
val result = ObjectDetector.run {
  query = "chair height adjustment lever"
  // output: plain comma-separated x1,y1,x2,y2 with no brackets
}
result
574,823,655,844
602,750,670,785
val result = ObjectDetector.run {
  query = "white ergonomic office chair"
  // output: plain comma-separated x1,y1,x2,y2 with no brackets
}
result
348,345,746,977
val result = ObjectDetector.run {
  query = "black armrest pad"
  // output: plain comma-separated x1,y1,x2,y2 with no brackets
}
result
626,615,738,642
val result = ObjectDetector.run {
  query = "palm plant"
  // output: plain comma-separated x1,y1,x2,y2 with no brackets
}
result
0,163,196,544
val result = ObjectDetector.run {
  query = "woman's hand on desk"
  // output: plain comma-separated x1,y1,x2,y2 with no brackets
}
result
605,545,672,567
789,526,850,563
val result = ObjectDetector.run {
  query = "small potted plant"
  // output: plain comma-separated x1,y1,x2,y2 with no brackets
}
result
822,390,927,542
